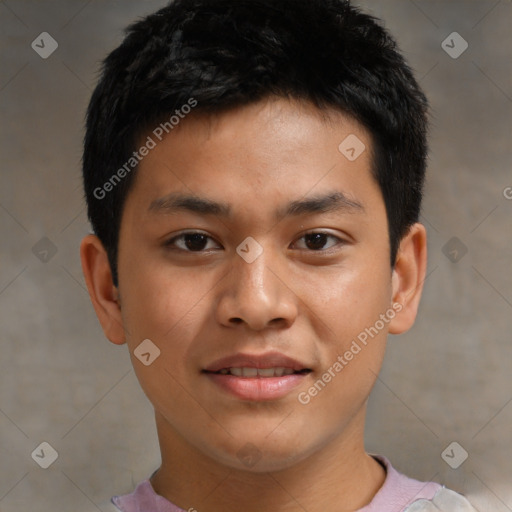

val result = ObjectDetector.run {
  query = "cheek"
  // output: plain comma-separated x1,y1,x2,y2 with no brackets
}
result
292,262,391,422
120,256,215,343
120,265,213,418
289,259,393,345
119,259,224,395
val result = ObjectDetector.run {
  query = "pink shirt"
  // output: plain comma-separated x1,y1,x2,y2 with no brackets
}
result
109,455,460,512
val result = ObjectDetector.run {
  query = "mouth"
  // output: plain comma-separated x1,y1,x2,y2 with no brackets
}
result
202,352,313,401
205,367,312,377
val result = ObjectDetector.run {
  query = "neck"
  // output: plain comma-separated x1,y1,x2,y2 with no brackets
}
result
150,408,386,512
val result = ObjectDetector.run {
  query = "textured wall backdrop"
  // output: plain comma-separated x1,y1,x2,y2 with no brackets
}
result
0,1,511,510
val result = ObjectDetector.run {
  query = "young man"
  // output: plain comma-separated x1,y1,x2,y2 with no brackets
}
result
80,0,477,510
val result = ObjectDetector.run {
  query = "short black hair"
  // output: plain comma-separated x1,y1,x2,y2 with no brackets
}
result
83,0,429,287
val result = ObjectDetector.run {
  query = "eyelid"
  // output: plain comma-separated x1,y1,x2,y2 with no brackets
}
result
291,230,347,251
164,230,222,250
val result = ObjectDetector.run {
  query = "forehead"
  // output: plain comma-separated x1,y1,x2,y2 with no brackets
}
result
126,97,383,222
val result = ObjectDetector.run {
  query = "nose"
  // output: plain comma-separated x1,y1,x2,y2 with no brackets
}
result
215,246,298,331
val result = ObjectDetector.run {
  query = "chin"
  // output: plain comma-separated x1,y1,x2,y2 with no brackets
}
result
201,432,317,473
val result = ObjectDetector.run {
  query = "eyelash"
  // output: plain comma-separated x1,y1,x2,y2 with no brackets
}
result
164,230,346,253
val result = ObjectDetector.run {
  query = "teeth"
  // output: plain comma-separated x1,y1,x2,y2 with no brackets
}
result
257,368,276,377
241,367,258,377
220,367,297,377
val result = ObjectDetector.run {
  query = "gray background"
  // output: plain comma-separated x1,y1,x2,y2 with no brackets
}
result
0,0,511,510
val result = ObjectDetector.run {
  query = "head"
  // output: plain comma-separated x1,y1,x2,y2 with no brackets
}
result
81,0,428,472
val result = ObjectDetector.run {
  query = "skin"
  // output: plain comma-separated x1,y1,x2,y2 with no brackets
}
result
81,97,427,512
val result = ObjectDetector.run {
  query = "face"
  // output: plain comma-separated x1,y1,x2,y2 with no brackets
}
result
97,98,411,471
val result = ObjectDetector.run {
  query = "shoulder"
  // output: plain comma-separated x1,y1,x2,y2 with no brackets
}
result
96,499,122,511
364,455,476,512
102,479,185,512
405,487,477,511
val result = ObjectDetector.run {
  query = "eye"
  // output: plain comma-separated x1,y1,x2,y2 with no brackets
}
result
293,231,344,251
164,231,221,252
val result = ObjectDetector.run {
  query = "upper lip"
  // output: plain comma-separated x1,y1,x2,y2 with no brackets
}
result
204,352,311,373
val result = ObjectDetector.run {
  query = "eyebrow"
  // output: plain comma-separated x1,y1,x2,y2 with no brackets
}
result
148,191,365,221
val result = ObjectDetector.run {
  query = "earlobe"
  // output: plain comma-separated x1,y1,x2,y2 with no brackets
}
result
80,234,126,345
388,223,427,335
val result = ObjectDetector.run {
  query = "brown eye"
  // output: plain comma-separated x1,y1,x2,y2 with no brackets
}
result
182,233,208,251
304,233,329,250
294,231,343,251
165,232,221,252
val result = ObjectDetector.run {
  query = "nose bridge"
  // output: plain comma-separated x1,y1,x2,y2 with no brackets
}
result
233,246,275,306
216,241,297,330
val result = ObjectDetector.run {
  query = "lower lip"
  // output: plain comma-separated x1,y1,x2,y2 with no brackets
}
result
204,372,308,401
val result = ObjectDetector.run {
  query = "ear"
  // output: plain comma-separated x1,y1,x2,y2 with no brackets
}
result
388,223,427,335
80,234,126,345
